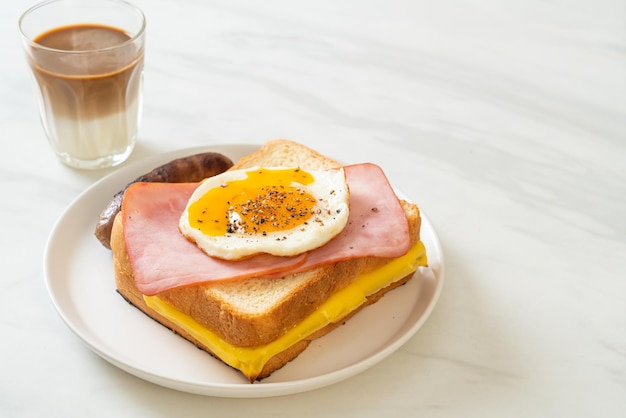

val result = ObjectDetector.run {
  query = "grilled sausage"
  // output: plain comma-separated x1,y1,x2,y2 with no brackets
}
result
95,151,233,248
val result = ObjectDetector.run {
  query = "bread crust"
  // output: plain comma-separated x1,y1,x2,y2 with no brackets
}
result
112,213,416,381
230,139,342,171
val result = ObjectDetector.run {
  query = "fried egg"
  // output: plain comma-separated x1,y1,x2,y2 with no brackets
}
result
179,166,350,260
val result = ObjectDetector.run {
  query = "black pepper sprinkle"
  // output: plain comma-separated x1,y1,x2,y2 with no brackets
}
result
218,185,317,235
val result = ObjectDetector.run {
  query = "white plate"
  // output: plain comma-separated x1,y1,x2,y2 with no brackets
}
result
44,144,445,398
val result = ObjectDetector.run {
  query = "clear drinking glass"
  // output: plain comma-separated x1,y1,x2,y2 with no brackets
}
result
19,0,146,169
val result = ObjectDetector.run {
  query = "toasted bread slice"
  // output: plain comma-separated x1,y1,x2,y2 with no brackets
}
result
112,212,419,381
111,139,423,380
230,139,341,171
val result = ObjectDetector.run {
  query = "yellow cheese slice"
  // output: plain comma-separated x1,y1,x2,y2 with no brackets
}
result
144,241,427,379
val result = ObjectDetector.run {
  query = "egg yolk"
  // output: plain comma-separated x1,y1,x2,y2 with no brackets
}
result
188,168,318,237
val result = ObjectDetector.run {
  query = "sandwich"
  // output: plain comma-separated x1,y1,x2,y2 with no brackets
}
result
109,139,427,381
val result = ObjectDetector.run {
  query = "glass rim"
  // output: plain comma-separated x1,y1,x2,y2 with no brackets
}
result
18,0,146,54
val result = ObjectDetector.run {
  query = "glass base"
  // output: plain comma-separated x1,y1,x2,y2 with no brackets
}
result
55,142,135,170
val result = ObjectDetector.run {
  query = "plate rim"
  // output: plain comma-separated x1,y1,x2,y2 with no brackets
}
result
43,144,445,398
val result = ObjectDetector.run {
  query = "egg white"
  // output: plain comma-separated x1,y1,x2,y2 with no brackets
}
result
179,166,350,260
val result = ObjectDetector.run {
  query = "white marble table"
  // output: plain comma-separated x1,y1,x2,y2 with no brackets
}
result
1,0,624,416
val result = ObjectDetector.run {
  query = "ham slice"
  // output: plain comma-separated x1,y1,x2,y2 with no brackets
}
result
122,163,411,295
122,182,307,295
287,163,410,273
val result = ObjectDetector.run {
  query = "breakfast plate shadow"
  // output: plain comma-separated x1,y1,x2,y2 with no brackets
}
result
44,144,445,398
